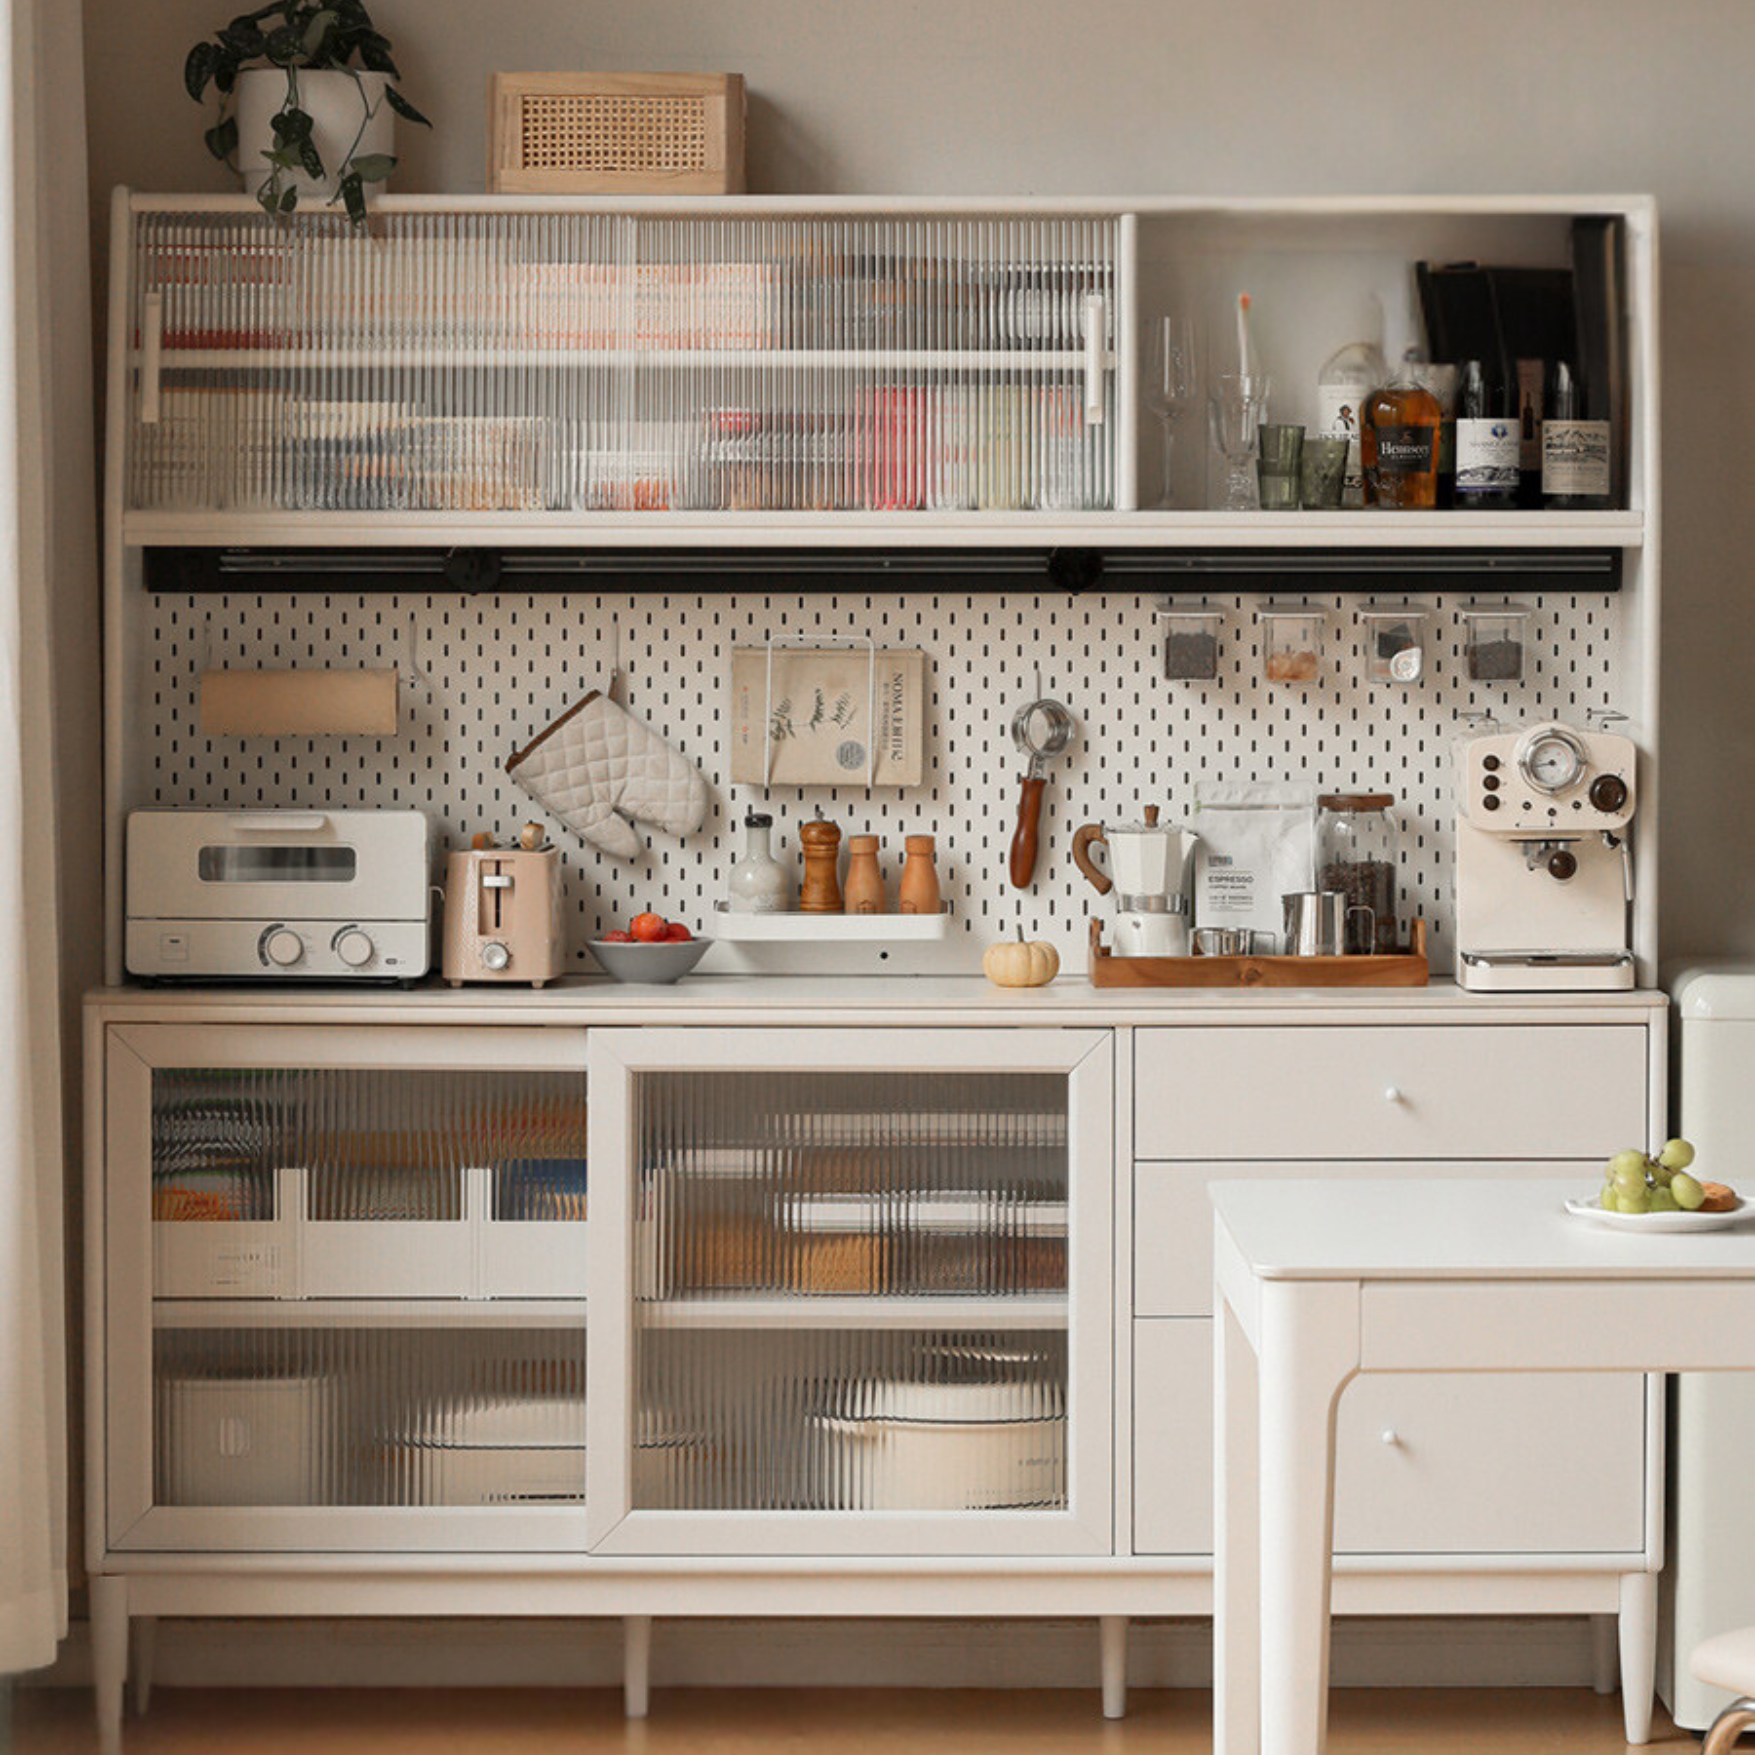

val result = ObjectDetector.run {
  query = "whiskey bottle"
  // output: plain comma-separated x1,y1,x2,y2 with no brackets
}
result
1454,359,1519,510
1542,361,1611,508
1360,350,1441,510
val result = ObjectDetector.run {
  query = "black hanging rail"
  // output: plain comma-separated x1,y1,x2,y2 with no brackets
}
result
144,545,1624,597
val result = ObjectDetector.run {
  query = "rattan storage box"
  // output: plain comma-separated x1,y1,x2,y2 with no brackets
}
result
488,72,746,195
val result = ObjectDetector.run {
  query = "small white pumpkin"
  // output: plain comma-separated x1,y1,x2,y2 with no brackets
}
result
983,932,1060,989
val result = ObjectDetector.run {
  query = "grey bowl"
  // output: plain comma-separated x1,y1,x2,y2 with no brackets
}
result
588,937,712,985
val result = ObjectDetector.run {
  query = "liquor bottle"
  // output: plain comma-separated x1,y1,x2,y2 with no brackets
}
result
1542,361,1612,509
1454,359,1519,510
1407,359,1459,508
1359,350,1441,510
1515,357,1545,507
1315,339,1386,508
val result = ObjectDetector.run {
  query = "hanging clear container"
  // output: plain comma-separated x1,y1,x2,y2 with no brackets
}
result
1357,604,1428,686
1257,605,1325,685
1317,793,1399,953
1157,605,1224,682
1458,603,1533,685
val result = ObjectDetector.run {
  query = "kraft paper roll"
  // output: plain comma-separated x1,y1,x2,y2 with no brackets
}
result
200,669,399,737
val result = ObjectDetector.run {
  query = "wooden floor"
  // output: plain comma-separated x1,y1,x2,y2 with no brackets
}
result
8,1687,1695,1754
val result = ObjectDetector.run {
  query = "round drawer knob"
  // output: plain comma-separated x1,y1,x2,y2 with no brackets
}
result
1384,1085,1404,1104
1381,1428,1400,1446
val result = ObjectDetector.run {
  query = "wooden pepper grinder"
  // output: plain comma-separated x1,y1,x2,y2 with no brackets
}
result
799,812,843,913
898,834,942,914
843,835,885,915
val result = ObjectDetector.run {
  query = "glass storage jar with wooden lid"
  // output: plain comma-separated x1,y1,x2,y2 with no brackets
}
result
1317,793,1398,953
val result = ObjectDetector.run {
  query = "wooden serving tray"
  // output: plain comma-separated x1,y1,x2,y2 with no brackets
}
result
1088,919,1429,988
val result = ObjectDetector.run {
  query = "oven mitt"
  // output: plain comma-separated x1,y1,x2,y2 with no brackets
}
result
506,690,709,860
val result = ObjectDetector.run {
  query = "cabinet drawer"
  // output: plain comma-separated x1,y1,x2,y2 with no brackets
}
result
1134,1025,1647,1161
1135,1159,1608,1317
1333,1371,1646,1555
1132,1318,1647,1557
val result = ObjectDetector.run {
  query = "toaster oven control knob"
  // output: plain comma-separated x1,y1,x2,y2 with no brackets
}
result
480,940,511,972
1589,774,1630,814
334,929,375,969
262,927,305,968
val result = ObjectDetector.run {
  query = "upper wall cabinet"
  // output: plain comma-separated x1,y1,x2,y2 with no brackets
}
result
108,193,1654,549
119,201,1122,530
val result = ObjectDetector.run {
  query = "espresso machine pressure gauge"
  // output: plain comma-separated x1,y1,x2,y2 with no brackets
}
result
1516,725,1588,795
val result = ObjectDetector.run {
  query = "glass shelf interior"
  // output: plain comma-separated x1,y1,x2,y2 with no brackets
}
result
636,1069,1068,1301
154,1325,586,1510
630,1067,1072,1515
152,1065,588,1230
129,211,1120,517
635,1327,1066,1513
147,1064,588,1513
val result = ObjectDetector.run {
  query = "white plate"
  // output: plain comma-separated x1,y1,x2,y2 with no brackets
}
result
1564,1195,1751,1232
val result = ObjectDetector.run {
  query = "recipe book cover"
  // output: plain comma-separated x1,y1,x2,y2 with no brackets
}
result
729,647,927,787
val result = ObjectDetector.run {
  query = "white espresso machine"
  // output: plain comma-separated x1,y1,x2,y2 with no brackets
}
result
1072,806,1197,956
1453,719,1636,991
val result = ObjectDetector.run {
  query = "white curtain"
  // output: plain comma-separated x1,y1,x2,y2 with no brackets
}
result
0,0,81,1680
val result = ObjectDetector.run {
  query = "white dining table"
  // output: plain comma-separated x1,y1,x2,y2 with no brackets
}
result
1212,1176,1755,1755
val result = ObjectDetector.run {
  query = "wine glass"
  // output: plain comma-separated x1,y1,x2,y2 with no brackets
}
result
1208,373,1271,511
1146,316,1198,509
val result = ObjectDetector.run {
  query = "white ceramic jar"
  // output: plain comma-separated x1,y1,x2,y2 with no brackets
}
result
726,810,791,913
235,68,393,203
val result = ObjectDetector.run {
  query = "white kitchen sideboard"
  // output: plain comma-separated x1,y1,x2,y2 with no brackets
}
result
83,982,1666,1751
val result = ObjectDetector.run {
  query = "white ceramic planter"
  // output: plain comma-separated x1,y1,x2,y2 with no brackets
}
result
235,68,392,203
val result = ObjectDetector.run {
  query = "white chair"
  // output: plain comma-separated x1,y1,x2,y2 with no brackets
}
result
1691,1629,1755,1753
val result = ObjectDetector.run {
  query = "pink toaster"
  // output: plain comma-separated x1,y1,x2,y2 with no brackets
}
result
441,847,566,987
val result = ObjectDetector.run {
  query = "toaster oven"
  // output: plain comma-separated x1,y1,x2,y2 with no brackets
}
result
126,809,433,982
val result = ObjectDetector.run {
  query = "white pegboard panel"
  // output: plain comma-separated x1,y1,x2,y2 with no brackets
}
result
140,589,1632,974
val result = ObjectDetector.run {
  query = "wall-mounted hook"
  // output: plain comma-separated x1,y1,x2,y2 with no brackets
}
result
396,615,434,697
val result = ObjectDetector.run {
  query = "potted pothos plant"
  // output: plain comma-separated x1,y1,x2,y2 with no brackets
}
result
184,2,430,222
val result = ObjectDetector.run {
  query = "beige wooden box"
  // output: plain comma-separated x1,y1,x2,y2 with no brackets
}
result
487,72,746,195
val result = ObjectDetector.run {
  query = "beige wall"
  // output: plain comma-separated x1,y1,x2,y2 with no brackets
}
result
79,0,1755,960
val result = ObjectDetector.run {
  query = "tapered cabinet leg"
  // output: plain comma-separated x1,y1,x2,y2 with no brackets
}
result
1618,1572,1658,1745
1214,1293,1260,1755
1099,1616,1127,1719
90,1574,128,1755
623,1614,652,1720
1589,1612,1617,1696
130,1618,158,1716
1256,1281,1360,1755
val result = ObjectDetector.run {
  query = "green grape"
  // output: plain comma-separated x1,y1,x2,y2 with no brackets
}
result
1659,1138,1698,1173
1672,1172,1706,1212
1649,1158,1675,1188
1617,1188,1652,1215
1600,1183,1619,1211
1648,1187,1679,1212
1609,1149,1649,1185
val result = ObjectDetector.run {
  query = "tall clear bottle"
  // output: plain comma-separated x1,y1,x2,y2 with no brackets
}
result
1316,339,1387,509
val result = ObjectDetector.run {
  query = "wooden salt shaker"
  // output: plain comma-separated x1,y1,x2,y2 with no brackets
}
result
799,814,843,913
898,834,941,914
843,835,885,915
